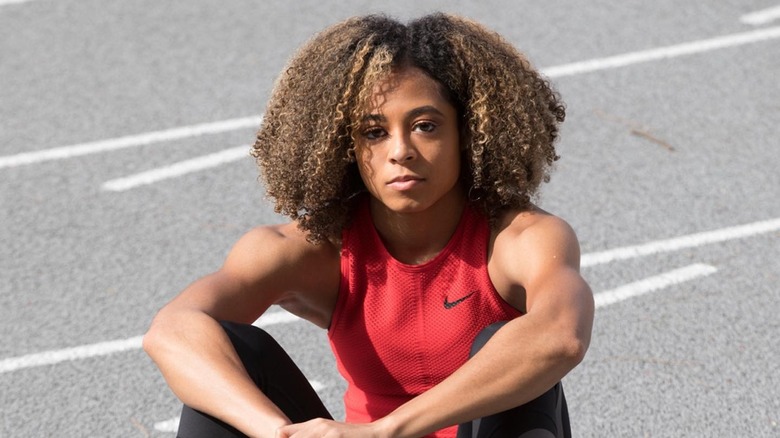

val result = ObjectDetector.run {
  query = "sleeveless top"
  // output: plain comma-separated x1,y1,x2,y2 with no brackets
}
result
328,197,523,437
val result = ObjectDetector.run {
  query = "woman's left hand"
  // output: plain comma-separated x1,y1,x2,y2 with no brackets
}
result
276,418,390,438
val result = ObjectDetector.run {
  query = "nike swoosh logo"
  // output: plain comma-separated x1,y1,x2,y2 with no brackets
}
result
444,291,477,309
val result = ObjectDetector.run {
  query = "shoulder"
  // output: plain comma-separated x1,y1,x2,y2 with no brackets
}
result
494,207,579,252
218,222,341,328
233,221,339,258
222,221,341,294
490,206,581,287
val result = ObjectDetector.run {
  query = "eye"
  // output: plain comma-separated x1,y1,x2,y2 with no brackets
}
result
413,121,437,133
362,126,387,140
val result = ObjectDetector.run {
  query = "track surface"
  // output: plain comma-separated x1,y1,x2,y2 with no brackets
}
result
1,1,779,436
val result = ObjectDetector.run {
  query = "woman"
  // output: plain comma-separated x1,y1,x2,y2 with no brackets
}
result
144,12,594,438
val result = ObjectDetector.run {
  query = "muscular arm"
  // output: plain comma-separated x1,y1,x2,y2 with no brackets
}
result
377,213,594,437
143,224,339,438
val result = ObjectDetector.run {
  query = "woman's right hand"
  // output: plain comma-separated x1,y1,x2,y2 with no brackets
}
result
143,223,340,437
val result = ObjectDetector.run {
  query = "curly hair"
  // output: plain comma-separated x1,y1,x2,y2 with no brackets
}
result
252,13,565,243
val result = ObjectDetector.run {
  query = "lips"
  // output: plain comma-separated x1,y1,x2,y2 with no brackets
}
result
387,175,423,190
389,175,422,183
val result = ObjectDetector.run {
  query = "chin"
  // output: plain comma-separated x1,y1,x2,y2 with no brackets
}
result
388,201,427,214
375,195,428,214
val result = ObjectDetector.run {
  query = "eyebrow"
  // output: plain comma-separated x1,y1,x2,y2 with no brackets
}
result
361,105,446,123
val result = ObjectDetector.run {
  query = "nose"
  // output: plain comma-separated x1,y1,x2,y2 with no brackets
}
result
389,134,417,164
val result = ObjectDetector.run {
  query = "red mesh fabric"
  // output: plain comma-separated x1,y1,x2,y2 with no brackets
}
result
328,197,522,437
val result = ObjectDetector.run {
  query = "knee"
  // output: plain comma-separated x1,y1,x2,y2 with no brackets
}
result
218,321,279,356
470,321,509,357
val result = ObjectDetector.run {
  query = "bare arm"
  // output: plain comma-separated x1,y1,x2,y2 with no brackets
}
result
376,213,594,437
143,224,339,438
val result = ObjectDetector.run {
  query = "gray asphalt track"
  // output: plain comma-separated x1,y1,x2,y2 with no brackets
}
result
1,1,778,436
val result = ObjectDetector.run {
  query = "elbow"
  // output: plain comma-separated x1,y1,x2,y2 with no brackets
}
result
552,334,589,370
563,337,588,366
141,325,158,357
142,312,172,360
142,321,161,359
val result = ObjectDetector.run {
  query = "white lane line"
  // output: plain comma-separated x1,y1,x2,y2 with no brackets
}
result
0,116,261,170
152,380,326,433
581,217,780,267
542,26,780,78
0,0,34,6
105,25,780,194
3,26,776,172
251,311,302,329
101,145,250,191
0,311,300,374
741,5,780,25
0,336,146,375
153,418,180,434
594,264,717,308
0,218,780,374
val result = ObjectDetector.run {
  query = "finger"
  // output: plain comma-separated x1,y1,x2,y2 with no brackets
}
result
277,422,304,436
276,425,295,437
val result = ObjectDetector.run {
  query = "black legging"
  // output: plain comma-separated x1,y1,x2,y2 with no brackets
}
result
177,321,571,438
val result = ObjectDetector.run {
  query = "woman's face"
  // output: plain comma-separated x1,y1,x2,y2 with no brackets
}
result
355,66,462,215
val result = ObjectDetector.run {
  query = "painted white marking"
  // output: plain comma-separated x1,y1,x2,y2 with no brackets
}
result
594,264,717,308
2,26,775,173
0,311,300,374
252,311,302,328
101,145,250,191
741,5,780,25
542,26,780,78
154,417,180,433
0,116,261,169
308,379,325,392
153,379,325,433
0,0,34,6
0,336,145,375
102,27,780,193
1,215,774,374
581,217,780,267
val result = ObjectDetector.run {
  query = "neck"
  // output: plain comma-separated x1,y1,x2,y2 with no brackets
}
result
369,190,466,265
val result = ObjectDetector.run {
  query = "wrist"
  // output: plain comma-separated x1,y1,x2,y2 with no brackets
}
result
374,414,402,438
229,403,290,438
245,418,289,438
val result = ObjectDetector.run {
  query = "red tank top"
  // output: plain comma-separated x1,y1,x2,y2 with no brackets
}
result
328,198,522,437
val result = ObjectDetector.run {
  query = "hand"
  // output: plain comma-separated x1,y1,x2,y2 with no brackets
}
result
275,418,389,438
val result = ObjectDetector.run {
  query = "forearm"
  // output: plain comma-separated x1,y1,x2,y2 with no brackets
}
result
143,309,289,437
378,315,587,438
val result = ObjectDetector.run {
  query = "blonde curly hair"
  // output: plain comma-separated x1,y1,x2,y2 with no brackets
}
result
252,13,565,243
